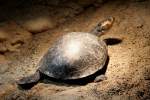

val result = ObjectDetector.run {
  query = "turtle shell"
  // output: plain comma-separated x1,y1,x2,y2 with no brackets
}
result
38,32,107,80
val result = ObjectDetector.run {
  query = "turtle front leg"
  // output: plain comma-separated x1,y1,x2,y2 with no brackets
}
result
17,71,41,85
94,75,107,82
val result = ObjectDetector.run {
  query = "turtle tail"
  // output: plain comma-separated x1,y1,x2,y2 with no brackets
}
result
17,71,41,89
90,17,115,36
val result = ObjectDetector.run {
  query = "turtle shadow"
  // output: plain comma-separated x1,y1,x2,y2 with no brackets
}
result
104,38,122,45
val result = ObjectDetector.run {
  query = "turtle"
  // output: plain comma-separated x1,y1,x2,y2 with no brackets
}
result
17,17,114,86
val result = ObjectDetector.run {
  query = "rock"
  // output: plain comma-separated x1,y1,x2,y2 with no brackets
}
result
21,17,55,34
13,5,57,34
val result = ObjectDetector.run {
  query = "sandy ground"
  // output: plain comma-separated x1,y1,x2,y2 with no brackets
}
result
0,0,150,100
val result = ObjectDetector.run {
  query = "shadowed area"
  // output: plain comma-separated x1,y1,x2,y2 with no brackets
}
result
104,38,122,45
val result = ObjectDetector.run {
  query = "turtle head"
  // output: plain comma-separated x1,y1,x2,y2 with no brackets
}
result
90,17,115,36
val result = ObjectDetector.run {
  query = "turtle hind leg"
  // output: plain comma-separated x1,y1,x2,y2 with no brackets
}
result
17,71,41,89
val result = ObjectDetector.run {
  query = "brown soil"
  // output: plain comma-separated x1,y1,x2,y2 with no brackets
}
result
0,0,150,100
